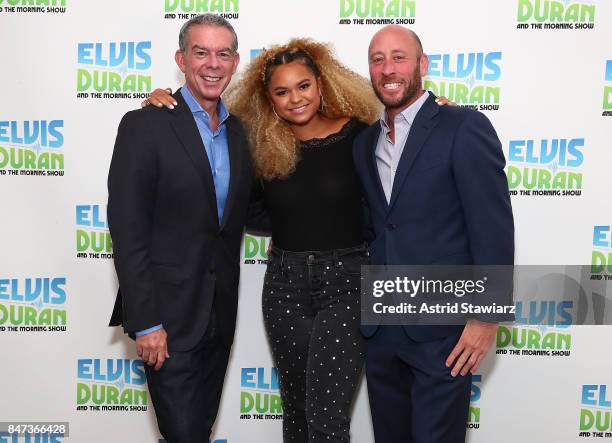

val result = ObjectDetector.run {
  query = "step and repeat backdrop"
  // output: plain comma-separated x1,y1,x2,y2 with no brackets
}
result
1,0,612,442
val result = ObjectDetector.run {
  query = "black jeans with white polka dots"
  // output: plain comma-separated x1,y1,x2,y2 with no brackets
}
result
262,244,367,443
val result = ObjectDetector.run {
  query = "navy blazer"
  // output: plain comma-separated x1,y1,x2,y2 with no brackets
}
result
108,89,254,351
353,92,514,340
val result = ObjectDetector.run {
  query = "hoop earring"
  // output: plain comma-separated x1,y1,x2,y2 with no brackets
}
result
272,105,281,120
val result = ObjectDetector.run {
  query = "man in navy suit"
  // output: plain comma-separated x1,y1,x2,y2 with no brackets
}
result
353,25,514,442
108,14,262,442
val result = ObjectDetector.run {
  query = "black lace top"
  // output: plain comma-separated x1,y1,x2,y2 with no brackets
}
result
259,119,368,252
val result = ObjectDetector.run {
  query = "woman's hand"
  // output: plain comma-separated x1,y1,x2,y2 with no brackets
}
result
434,95,456,107
141,88,177,109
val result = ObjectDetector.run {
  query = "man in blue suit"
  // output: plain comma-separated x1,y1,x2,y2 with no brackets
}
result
353,25,514,442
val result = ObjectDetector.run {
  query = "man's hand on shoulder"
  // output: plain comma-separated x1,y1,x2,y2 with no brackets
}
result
445,319,498,377
136,328,170,371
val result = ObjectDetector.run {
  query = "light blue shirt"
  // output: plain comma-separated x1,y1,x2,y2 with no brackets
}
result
180,85,231,223
136,85,231,338
375,90,430,203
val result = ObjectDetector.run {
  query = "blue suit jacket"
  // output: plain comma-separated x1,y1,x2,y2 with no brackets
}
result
353,92,514,340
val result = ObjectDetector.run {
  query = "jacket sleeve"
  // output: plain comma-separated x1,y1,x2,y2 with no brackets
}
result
353,135,375,244
107,111,162,333
452,111,515,265
245,178,272,236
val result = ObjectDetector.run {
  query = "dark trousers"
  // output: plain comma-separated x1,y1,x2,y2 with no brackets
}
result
262,245,367,443
145,310,230,443
366,326,471,443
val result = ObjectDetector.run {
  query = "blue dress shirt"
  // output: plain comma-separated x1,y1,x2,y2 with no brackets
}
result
136,85,231,337
181,85,231,222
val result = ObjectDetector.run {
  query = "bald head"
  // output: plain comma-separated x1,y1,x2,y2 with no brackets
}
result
367,25,428,115
369,25,423,59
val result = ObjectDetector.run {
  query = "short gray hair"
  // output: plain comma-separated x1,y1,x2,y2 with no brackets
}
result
178,14,238,53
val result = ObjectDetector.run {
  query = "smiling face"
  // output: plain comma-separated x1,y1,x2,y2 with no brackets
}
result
266,61,322,126
175,24,240,109
368,25,428,113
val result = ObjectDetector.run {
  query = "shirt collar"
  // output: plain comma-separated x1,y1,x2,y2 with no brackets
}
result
379,90,430,132
180,84,229,125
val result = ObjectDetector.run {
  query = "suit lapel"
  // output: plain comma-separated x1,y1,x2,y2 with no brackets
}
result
219,115,244,230
387,93,439,212
170,89,218,221
363,124,388,211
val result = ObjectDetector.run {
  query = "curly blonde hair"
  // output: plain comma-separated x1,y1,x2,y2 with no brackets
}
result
225,38,382,180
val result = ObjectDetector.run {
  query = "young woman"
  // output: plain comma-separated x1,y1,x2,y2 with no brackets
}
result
230,40,379,443
149,38,379,442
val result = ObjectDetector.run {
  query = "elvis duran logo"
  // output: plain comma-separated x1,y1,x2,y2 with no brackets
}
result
0,120,64,177
579,385,612,437
0,0,66,14
591,226,612,277
239,367,282,420
603,61,612,117
424,52,501,111
76,42,152,99
163,0,239,20
76,205,113,260
0,278,67,333
516,0,595,30
506,138,584,197
338,0,416,25
76,359,148,412
242,235,270,265
496,301,572,358
467,374,482,430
